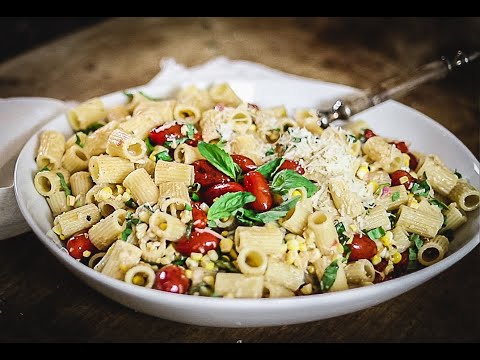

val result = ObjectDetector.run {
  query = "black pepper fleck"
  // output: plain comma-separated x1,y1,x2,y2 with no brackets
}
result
86,215,92,221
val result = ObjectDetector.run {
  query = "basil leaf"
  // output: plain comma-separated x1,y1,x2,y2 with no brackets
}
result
156,151,172,162
320,259,339,292
270,169,318,197
38,166,50,173
256,158,284,180
207,192,256,220
411,234,424,250
123,91,134,102
191,193,200,202
145,137,155,153
56,172,72,197
366,226,386,240
75,133,84,148
428,198,448,210
411,179,430,197
236,196,301,225
235,209,258,226
335,222,349,245
391,191,400,202
346,134,357,143
185,204,192,211
172,255,187,266
198,141,240,180
125,199,138,209
121,226,132,241
80,122,104,134
139,91,161,101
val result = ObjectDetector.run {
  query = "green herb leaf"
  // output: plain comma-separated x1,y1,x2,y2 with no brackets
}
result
121,226,132,241
139,91,161,101
156,151,173,162
207,220,217,228
320,259,339,292
164,137,188,149
342,244,351,260
185,221,193,239
125,199,138,209
123,91,134,102
366,226,386,240
271,169,318,197
256,158,284,180
75,133,84,148
56,172,72,196
145,137,155,153
454,170,462,179
391,191,400,202
411,179,430,197
346,134,357,143
198,141,240,180
207,192,256,221
80,122,104,135
38,166,50,173
215,258,239,273
265,148,275,156
411,234,424,250
335,222,349,245
185,204,192,211
235,196,301,225
172,255,187,266
428,198,448,210
191,193,200,202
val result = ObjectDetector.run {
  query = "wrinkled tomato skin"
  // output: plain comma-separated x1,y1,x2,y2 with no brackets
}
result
192,160,231,188
202,182,245,205
66,233,97,260
390,170,415,190
191,202,207,229
407,152,418,171
153,265,190,294
364,129,376,140
391,141,409,153
231,155,257,173
175,230,219,256
242,171,273,212
277,159,305,175
347,234,377,261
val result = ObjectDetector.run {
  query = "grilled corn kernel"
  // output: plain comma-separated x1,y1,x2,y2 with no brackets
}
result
97,187,113,201
159,223,168,231
221,230,229,237
249,124,257,131
185,258,199,269
184,269,193,279
82,250,92,258
287,239,300,251
292,190,302,198
132,274,145,286
122,192,131,202
203,275,215,286
392,251,403,264
229,249,238,260
407,196,419,209
59,234,66,241
190,252,203,262
286,250,299,264
67,195,76,207
207,249,219,261
52,224,62,235
380,231,393,247
300,284,313,295
371,254,382,265
116,185,125,194
120,264,129,272
149,154,156,162
204,261,215,271
356,166,369,180
402,153,410,167
220,238,233,253
307,265,316,274
367,181,379,194
399,176,409,185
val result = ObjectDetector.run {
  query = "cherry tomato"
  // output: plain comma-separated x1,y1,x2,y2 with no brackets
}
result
231,154,257,174
391,141,409,153
149,124,201,147
363,129,376,140
202,182,245,205
153,265,190,294
192,160,231,188
175,230,219,256
66,233,97,260
347,234,377,261
407,152,418,171
277,159,305,175
390,170,415,190
243,171,273,212
191,201,207,229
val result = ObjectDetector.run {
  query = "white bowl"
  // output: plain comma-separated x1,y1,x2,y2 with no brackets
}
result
14,78,479,327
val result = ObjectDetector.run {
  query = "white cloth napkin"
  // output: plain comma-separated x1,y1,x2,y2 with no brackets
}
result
3,57,331,240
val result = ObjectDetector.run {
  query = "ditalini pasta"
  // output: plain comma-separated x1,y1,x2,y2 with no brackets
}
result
33,84,479,298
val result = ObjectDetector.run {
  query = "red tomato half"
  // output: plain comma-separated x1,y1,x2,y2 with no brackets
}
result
149,124,201,147
391,141,409,153
347,234,377,261
66,233,97,260
175,230,219,256
192,160,231,188
153,265,190,294
277,159,305,175
242,171,273,212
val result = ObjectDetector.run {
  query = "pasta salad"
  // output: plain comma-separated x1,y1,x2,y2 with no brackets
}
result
33,83,480,298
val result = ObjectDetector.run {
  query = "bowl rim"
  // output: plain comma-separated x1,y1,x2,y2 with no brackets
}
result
14,82,480,311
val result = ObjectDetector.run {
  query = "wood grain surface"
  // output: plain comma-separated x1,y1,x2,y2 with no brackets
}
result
0,17,478,343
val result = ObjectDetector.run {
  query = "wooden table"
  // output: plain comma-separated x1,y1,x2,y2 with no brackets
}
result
0,17,478,342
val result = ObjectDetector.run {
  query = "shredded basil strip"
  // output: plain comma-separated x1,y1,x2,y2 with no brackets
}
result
411,179,430,197
56,172,72,196
270,169,318,197
392,191,400,202
207,192,256,221
80,122,104,134
185,204,192,211
75,133,84,148
366,226,386,240
428,198,448,210
235,196,300,225
125,199,138,209
198,141,241,180
38,166,49,173
191,193,200,202
156,151,172,162
320,259,339,292
335,222,349,245
256,158,284,180
145,137,155,153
